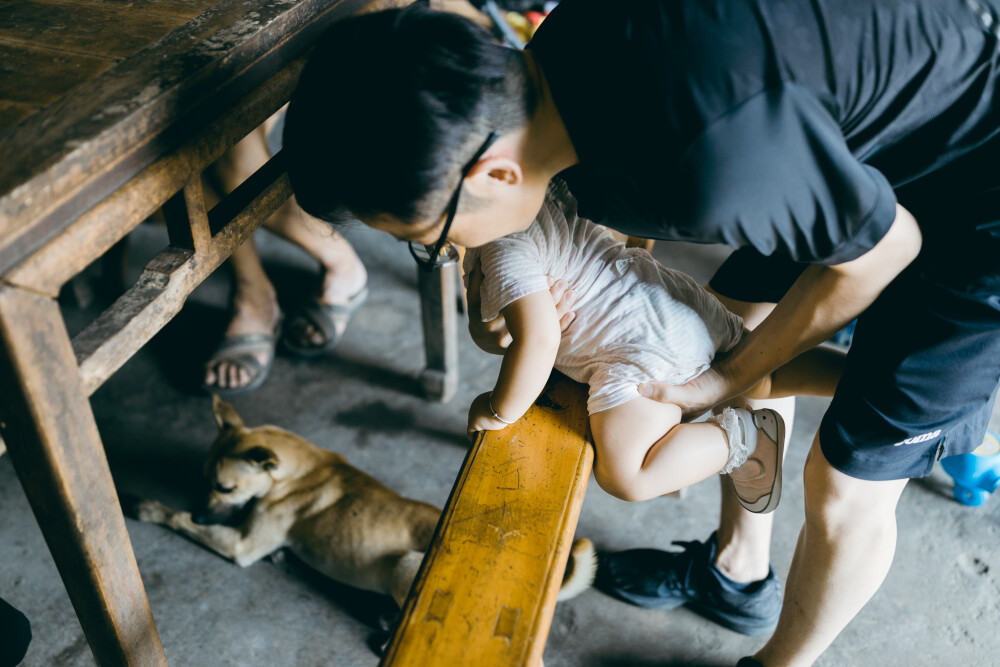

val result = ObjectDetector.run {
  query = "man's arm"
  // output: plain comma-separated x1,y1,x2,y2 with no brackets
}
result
640,204,923,414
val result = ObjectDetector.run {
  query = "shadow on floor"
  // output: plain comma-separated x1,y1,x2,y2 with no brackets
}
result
582,655,731,667
334,400,469,449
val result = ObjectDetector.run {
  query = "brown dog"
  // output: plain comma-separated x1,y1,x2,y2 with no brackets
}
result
136,397,595,608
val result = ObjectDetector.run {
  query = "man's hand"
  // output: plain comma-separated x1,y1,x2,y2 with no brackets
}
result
466,259,577,354
638,367,732,418
467,391,510,441
639,203,922,416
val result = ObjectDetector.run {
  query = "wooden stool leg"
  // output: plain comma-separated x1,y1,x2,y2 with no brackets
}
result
0,286,166,667
417,263,459,403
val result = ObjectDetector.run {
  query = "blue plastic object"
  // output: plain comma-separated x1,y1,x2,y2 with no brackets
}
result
829,319,857,348
940,430,1000,506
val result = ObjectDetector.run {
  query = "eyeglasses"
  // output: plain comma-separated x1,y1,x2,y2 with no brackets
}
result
409,131,499,271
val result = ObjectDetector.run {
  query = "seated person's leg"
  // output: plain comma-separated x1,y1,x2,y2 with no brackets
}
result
202,109,369,392
202,123,283,394
260,107,368,356
265,203,368,355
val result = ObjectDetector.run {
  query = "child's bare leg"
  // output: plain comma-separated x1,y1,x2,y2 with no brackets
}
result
590,398,731,502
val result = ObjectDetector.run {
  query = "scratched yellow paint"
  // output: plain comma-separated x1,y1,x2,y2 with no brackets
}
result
381,373,593,667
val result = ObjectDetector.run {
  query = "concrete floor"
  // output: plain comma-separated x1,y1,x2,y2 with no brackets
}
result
2,221,999,667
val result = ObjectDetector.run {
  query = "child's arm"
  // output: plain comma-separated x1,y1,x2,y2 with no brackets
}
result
467,290,562,438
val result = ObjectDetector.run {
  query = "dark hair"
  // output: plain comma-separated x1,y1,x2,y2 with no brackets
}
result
283,5,534,226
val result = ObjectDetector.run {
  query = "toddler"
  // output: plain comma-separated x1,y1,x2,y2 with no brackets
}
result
465,179,841,512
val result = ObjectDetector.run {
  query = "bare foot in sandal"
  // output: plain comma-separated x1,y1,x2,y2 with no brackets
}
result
283,253,368,356
203,278,282,394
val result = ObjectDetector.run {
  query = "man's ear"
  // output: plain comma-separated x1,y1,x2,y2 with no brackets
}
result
212,396,245,432
466,155,523,191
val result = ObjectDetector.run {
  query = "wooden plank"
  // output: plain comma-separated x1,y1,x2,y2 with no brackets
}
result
0,0,390,276
74,157,291,395
0,41,113,109
382,374,593,667
0,285,166,667
19,0,220,14
0,100,38,131
3,56,303,295
0,0,187,59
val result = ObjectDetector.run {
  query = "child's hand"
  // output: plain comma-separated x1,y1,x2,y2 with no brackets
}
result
467,392,512,441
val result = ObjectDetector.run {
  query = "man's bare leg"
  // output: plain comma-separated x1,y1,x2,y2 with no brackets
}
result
753,437,907,666
711,292,789,584
714,396,793,584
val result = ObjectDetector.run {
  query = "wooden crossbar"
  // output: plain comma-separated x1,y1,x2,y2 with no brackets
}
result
381,373,593,667
72,153,291,396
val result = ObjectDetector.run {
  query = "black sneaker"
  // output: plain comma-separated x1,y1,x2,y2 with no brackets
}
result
594,532,781,636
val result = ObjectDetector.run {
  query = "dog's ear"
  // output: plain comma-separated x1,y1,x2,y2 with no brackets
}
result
212,395,245,432
244,446,277,471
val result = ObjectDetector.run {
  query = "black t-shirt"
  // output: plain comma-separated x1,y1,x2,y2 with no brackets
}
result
529,0,1000,264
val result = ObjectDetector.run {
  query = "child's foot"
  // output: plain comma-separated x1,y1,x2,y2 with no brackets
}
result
727,408,785,514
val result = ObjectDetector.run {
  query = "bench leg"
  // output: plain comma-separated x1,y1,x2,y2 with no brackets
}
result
417,263,459,403
0,286,166,667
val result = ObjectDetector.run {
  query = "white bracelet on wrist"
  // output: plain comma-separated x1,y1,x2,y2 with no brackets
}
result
488,392,516,425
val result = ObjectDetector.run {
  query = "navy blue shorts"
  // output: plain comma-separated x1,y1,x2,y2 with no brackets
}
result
710,231,1000,481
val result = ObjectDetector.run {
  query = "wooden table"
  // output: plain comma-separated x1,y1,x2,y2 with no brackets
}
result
0,1,402,663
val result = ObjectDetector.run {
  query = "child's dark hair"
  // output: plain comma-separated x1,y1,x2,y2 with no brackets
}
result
284,5,534,226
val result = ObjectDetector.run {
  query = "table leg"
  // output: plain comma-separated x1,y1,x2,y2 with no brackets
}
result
417,263,459,403
0,286,166,667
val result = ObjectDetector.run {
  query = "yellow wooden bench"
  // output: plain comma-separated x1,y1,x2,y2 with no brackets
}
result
381,372,593,667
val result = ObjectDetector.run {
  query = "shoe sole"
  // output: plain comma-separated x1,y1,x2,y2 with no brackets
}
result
686,600,779,636
607,588,778,636
735,409,785,514
601,585,686,611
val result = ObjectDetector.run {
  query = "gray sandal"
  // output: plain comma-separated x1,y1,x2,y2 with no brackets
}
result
202,326,280,398
282,286,368,358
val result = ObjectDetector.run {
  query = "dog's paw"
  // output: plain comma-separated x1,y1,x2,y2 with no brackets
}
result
135,500,172,524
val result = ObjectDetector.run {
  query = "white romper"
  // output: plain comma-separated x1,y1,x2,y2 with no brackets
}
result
464,179,745,415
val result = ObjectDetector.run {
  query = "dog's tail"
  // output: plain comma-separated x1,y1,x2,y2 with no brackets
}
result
556,538,597,601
